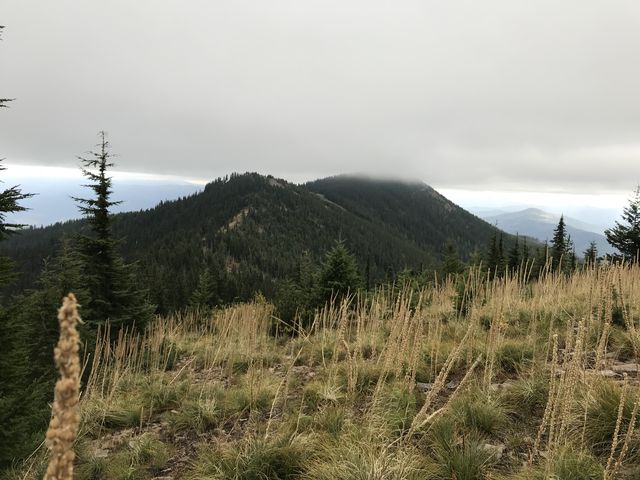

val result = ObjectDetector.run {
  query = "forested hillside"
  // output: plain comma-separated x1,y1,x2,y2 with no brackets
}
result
307,175,509,258
0,173,512,312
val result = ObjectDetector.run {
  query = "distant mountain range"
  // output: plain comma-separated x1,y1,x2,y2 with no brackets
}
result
481,208,615,256
0,173,516,311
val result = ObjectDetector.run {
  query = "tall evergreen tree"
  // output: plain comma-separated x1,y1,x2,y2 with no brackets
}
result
73,132,154,332
522,237,530,263
189,265,218,309
551,215,568,270
583,241,598,264
468,248,483,267
605,186,640,260
317,240,362,305
497,233,505,277
441,240,463,277
508,234,521,272
566,235,576,271
486,233,500,276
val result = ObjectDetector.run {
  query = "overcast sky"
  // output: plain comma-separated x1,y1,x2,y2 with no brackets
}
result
1,1,640,198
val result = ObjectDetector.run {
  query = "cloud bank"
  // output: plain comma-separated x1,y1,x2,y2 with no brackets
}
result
1,1,639,192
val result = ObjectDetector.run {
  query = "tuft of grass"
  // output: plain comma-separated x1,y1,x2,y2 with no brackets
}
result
581,381,640,457
141,376,190,412
495,340,534,374
427,419,498,480
607,327,637,362
168,397,219,433
517,448,604,480
101,402,144,429
75,433,171,480
128,432,172,473
313,405,346,437
375,384,417,436
188,435,313,480
303,438,430,480
550,448,604,480
502,375,549,414
450,388,507,436
303,380,344,411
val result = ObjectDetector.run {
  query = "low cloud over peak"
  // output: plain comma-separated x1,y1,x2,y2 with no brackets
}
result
1,1,639,194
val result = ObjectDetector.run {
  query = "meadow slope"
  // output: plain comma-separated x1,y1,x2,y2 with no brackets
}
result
14,262,640,480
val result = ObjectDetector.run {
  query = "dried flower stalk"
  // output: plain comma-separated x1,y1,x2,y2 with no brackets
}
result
44,293,81,480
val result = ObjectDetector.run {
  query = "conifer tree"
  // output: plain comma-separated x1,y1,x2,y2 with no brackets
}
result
189,266,218,309
522,237,530,263
583,241,598,264
551,215,568,270
605,186,640,260
317,240,362,304
442,240,463,277
73,132,154,332
497,233,505,277
508,234,521,272
468,248,483,267
486,233,500,276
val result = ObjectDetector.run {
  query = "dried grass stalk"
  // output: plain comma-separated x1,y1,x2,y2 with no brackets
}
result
44,293,81,480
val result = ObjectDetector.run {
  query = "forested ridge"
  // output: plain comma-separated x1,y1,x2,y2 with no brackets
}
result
1,172,514,313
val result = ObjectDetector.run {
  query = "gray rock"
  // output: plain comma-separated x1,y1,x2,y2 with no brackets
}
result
416,382,433,393
482,443,506,459
611,363,639,374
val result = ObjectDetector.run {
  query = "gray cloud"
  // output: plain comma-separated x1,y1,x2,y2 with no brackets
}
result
1,0,640,192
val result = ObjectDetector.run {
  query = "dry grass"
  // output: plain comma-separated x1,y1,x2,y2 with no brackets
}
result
16,261,640,479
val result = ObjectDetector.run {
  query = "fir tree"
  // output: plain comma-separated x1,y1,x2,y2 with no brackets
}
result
0,160,33,285
73,132,154,332
551,215,568,270
566,235,576,271
508,234,521,272
497,233,505,277
468,248,483,267
189,266,218,309
522,237,530,263
274,251,318,327
317,240,362,305
486,233,500,276
583,241,598,264
605,186,640,259
441,240,463,277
